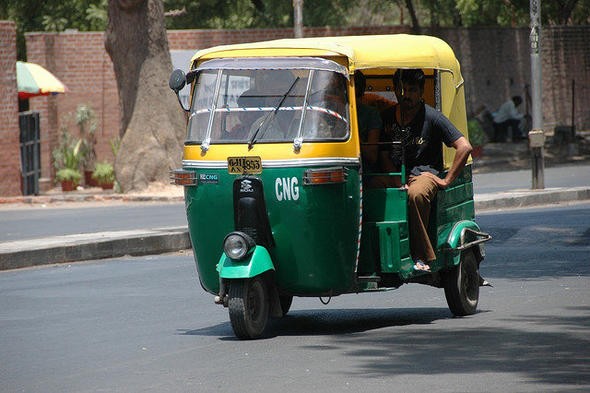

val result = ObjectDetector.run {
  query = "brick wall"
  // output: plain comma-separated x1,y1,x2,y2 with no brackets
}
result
437,26,590,131
542,26,590,130
0,21,22,196
26,32,118,186
2,24,586,197
23,25,410,195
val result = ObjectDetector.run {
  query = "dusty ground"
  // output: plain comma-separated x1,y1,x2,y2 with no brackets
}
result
473,132,590,174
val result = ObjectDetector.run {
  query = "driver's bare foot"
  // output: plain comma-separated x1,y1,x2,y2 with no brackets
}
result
413,260,431,272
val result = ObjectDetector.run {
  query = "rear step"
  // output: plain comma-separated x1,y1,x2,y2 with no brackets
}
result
357,275,381,283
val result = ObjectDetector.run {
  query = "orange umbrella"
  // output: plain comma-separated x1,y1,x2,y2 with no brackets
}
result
16,61,68,99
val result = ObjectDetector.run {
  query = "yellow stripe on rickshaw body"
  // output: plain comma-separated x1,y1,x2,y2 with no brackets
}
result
183,138,359,163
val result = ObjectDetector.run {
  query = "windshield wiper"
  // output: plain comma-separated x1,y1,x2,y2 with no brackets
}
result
248,76,300,150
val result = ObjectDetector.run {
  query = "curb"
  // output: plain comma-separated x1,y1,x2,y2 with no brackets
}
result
475,187,590,211
1,188,589,271
0,194,184,205
0,227,191,271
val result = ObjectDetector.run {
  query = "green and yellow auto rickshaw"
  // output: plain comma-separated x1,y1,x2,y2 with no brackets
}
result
170,34,491,339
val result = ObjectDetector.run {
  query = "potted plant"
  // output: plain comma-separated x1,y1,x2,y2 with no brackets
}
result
52,130,83,191
55,168,82,191
467,118,487,158
91,162,115,190
76,104,99,187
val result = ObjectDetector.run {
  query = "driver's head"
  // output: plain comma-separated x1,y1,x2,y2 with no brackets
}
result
392,68,425,91
512,95,523,107
392,69,425,110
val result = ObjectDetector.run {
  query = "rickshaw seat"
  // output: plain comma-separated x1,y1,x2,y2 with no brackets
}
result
363,187,407,222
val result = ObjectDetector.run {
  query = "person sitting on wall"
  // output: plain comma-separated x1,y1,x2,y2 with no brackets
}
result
492,95,525,142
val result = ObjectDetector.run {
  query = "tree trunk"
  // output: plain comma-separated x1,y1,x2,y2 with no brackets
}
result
105,0,185,192
404,0,420,34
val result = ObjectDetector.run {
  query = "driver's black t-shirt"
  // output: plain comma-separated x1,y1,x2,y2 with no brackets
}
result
381,103,463,174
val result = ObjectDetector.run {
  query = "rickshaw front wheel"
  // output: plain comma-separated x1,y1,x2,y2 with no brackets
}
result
228,276,270,339
443,249,479,316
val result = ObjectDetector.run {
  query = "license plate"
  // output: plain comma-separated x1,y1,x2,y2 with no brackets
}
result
227,156,262,174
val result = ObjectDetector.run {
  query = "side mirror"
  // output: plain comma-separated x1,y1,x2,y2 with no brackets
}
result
169,69,189,112
169,69,186,93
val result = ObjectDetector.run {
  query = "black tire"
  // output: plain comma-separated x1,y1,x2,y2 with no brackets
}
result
279,295,293,316
228,277,269,339
443,249,479,316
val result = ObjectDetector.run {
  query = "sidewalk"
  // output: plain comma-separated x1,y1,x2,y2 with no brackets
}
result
1,138,589,271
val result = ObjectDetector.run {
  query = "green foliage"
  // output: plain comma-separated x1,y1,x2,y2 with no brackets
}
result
2,0,590,59
1,0,106,59
109,136,121,158
75,104,98,170
56,167,82,183
91,162,115,185
467,118,487,147
52,130,83,171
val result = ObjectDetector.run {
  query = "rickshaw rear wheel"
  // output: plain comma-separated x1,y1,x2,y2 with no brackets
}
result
443,249,479,316
279,295,293,316
228,276,269,339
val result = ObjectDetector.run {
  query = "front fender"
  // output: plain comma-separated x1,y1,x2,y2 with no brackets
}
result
217,245,275,279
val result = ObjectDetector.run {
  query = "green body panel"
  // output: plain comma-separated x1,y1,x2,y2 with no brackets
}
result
217,245,274,279
431,166,477,270
359,188,412,276
376,221,412,273
185,163,479,296
358,165,478,284
184,165,361,296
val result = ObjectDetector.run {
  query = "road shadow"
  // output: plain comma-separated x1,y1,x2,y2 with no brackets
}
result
323,306,590,389
179,307,462,339
178,306,590,388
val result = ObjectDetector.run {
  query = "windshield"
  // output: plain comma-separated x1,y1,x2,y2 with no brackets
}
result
187,64,349,145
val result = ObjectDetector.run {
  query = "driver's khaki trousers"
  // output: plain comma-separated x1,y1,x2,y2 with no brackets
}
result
407,174,439,263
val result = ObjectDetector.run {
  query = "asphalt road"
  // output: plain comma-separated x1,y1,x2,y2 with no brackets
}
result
2,163,590,244
1,203,589,393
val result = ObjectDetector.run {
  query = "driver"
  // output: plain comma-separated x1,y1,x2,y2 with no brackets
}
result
379,69,472,272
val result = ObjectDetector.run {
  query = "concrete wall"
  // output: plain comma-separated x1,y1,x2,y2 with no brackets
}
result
0,21,22,196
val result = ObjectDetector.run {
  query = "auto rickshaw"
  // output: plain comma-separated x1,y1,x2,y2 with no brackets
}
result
169,34,491,339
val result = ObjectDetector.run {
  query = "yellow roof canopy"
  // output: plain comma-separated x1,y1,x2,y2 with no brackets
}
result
191,34,463,87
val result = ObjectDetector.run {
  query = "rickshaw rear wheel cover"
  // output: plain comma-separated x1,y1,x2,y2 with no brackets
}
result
228,276,270,339
443,249,479,316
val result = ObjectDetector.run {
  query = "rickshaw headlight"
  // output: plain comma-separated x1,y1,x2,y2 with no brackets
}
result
223,232,256,260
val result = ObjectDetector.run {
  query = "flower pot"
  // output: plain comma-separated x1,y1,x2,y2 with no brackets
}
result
60,180,78,192
100,182,114,190
84,170,99,187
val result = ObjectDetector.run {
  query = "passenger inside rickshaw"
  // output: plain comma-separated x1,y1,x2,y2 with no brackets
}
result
301,72,349,139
